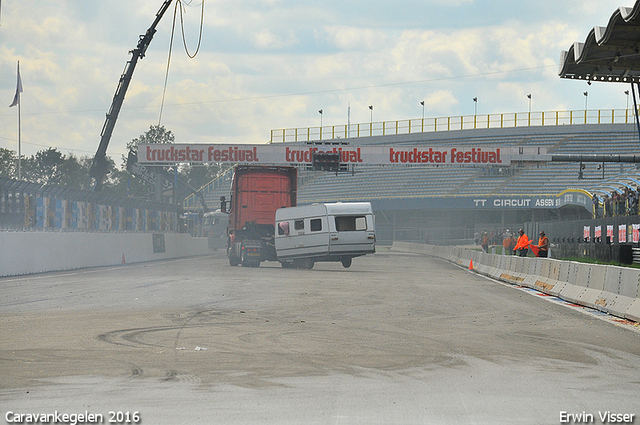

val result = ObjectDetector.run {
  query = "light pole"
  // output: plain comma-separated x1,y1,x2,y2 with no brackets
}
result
472,97,478,128
527,94,532,113
369,105,373,122
583,91,589,124
584,91,588,110
369,105,374,136
625,90,630,110
318,109,323,139
420,100,425,120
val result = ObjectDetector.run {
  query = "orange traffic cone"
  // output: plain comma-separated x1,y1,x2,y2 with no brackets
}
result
468,259,473,270
121,254,126,265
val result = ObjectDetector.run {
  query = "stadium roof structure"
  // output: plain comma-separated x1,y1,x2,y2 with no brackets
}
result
559,0,640,83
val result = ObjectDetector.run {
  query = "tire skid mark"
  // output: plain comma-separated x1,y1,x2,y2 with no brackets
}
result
97,322,212,348
96,308,245,349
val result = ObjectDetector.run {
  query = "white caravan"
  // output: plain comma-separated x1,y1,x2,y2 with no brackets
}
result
275,202,376,269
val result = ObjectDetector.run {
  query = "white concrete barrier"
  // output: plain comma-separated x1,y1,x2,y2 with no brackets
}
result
500,256,518,284
391,241,640,323
513,257,527,284
596,267,640,319
522,258,542,289
488,255,505,280
0,231,209,277
533,259,569,297
531,259,552,293
476,252,491,275
558,263,589,306
573,264,607,309
626,299,640,322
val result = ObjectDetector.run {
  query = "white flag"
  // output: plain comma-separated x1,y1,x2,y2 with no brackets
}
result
9,61,23,108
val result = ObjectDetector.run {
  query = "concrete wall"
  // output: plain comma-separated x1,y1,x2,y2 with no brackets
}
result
392,242,640,323
0,231,209,277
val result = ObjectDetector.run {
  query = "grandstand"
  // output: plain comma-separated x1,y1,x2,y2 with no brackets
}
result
187,122,640,245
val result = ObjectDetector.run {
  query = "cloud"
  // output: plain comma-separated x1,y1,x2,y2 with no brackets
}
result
252,29,300,50
323,26,388,51
0,0,632,159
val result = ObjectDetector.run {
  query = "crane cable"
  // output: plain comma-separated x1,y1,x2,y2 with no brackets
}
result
158,0,205,125
178,0,205,59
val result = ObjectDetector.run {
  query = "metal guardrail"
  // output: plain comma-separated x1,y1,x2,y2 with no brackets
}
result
270,108,639,143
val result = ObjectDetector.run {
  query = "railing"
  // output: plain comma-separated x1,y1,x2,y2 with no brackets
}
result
270,108,639,143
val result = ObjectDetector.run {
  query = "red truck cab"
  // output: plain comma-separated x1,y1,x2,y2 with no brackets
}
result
226,165,297,266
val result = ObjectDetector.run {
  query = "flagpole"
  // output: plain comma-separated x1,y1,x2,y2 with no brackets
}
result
18,91,21,180
10,60,23,180
17,60,22,180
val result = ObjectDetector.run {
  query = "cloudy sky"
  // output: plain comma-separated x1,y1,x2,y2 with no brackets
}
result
0,0,633,162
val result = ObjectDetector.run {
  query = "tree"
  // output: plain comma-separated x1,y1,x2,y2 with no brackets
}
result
62,155,96,191
103,125,177,201
22,147,65,185
0,148,17,178
108,165,148,198
125,124,175,158
0,146,96,190
0,125,220,205
180,163,222,191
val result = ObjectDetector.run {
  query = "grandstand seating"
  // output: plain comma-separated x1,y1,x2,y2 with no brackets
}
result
190,124,640,210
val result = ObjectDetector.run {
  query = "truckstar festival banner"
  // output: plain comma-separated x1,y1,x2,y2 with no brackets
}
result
137,144,544,166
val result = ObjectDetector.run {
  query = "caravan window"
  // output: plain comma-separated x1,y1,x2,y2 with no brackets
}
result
335,215,367,231
310,218,322,232
278,221,290,236
294,220,304,230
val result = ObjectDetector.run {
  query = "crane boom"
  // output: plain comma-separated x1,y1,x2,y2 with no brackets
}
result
90,0,174,191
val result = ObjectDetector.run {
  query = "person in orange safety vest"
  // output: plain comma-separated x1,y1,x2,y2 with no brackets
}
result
513,229,529,257
534,231,549,258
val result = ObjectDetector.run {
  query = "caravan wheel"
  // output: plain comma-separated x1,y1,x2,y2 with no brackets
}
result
341,258,352,268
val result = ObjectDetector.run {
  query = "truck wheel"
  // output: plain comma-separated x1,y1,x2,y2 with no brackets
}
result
341,258,352,268
304,259,314,270
227,244,240,266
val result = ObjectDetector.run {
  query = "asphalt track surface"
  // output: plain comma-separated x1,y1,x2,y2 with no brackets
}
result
1,249,640,425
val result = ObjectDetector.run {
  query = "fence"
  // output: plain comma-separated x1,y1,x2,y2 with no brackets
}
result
526,216,640,263
270,108,639,143
0,177,179,233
